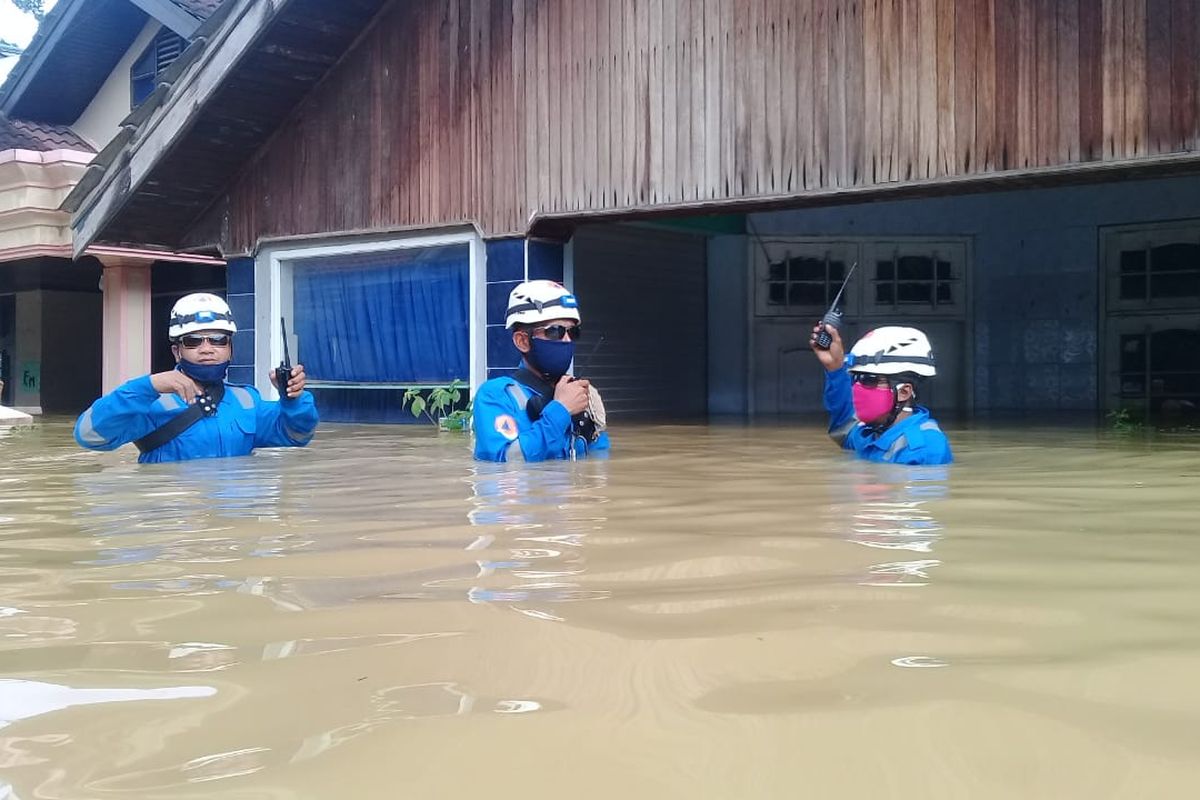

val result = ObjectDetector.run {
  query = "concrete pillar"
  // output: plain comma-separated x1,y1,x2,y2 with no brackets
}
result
13,290,42,413
100,259,152,393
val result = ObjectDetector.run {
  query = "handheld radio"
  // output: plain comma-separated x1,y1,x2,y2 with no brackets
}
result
813,261,858,350
275,318,293,399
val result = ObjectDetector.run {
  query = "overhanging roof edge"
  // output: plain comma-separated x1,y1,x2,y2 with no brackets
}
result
0,0,86,115
127,0,201,37
67,0,287,255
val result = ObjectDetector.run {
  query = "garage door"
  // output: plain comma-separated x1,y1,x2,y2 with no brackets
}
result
571,225,708,419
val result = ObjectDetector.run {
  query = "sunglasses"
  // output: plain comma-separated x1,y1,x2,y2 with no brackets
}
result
532,324,582,341
178,333,231,348
851,373,891,388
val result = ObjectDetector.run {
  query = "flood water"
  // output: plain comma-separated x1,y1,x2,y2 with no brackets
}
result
0,418,1198,799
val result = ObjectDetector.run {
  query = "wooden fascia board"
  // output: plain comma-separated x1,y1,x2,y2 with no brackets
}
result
126,0,201,38
71,0,289,257
525,152,1200,237
0,0,85,115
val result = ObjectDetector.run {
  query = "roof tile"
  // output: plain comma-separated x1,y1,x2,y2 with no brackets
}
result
0,115,95,152
169,0,224,20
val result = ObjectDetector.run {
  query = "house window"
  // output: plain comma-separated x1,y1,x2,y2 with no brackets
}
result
753,238,967,318
754,242,857,317
130,28,186,108
1117,241,1200,303
1103,221,1200,421
266,233,484,424
861,242,965,316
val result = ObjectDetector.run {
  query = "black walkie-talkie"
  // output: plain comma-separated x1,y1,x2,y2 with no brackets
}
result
275,318,293,400
814,261,858,350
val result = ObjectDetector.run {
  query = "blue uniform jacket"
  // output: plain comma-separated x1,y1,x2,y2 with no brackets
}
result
74,374,319,464
473,375,610,462
823,366,953,465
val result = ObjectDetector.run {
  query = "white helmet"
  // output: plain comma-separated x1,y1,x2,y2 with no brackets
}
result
505,280,580,329
168,293,237,339
848,326,937,377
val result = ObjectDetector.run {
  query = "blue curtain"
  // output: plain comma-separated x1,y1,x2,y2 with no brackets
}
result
292,245,469,422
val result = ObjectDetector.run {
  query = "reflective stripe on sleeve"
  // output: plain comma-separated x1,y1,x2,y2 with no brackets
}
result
77,409,109,446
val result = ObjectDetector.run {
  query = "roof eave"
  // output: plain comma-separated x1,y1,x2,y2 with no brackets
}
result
0,0,86,116
127,0,201,38
68,0,279,257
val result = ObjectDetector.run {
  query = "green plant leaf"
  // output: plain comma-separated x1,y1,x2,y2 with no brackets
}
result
409,396,426,417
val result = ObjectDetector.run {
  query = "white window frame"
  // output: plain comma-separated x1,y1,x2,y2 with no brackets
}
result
255,228,486,401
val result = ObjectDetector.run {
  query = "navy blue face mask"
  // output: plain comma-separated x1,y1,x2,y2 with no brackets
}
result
177,360,230,385
528,337,575,380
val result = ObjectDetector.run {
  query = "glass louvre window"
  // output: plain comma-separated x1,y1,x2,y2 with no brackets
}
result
290,244,470,423
130,29,187,109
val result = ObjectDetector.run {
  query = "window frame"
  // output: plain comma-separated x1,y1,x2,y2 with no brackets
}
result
257,229,486,401
1101,220,1200,414
1103,222,1200,313
858,240,967,318
751,236,969,320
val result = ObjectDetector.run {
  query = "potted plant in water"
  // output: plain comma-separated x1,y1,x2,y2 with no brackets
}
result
401,380,472,431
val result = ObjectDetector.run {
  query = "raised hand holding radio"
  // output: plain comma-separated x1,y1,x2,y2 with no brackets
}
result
813,261,858,350
274,318,295,400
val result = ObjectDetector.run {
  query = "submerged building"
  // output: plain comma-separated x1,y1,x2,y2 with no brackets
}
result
64,0,1200,424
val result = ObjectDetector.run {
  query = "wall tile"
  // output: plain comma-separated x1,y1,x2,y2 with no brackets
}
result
232,330,256,367
487,280,520,326
486,238,525,282
227,257,255,295
487,324,519,369
227,293,255,330
527,239,564,282
227,366,255,386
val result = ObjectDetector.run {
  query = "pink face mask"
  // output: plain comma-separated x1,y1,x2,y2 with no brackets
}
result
852,383,896,424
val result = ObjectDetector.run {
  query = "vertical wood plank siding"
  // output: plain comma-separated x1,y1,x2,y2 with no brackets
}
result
215,0,1200,252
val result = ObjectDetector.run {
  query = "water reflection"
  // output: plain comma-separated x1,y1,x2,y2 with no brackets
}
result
0,680,216,730
840,464,949,587
466,460,611,617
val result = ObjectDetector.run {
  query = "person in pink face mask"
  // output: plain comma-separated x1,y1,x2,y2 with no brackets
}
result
809,324,953,465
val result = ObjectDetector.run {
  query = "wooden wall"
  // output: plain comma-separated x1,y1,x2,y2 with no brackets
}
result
206,0,1200,253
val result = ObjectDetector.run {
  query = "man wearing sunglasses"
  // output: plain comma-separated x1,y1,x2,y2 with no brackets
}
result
473,280,609,462
809,323,952,465
74,293,318,463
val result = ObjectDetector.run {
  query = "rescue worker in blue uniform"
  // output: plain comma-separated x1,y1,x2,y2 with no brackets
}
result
74,293,318,464
473,280,610,462
810,323,952,465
